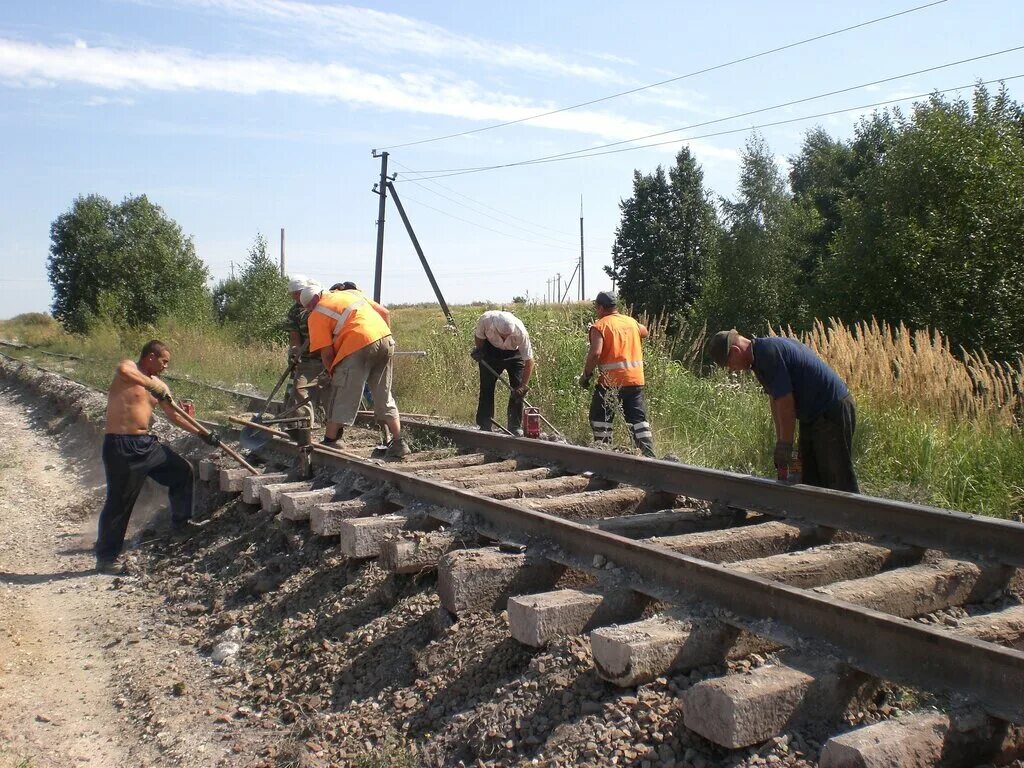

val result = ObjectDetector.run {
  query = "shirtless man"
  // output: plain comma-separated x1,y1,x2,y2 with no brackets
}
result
96,340,215,572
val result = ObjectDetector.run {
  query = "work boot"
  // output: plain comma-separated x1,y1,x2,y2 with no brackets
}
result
170,519,201,540
385,437,412,459
95,557,125,575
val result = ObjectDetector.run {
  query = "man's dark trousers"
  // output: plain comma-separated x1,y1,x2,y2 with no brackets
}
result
589,385,656,457
798,394,859,493
96,434,193,561
475,342,525,432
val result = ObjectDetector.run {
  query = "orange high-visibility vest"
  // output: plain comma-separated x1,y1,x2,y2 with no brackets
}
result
307,290,390,371
592,313,645,387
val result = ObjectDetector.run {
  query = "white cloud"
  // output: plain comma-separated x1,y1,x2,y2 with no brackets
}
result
139,0,628,84
84,94,136,107
0,37,665,143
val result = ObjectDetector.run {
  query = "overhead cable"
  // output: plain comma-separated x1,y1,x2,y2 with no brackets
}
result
378,0,949,150
390,161,578,247
395,191,578,252
401,73,1024,181
399,46,1024,177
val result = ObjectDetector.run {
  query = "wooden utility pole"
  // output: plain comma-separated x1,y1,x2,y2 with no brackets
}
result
556,273,562,304
279,228,286,277
372,150,389,302
579,196,585,301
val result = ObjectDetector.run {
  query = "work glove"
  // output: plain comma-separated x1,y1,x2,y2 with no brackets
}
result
202,431,221,447
315,370,333,389
470,347,484,362
577,372,592,389
512,384,530,399
147,378,172,402
287,345,303,365
773,440,794,471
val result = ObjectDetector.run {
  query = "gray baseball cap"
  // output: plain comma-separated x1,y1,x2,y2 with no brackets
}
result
708,329,738,367
595,290,617,308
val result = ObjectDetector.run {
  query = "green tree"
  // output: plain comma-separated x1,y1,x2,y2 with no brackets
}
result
788,128,854,304
607,148,720,320
212,275,244,323
700,133,801,333
47,194,209,332
213,233,291,345
824,85,1024,359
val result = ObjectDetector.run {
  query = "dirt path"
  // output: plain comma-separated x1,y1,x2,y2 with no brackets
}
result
0,386,232,768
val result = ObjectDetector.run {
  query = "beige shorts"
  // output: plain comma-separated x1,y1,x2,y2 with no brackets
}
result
327,335,399,426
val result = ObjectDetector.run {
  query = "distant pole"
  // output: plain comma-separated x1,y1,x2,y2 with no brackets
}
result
230,260,235,280
579,196,585,301
546,278,551,303
279,227,286,277
556,273,562,303
372,150,390,302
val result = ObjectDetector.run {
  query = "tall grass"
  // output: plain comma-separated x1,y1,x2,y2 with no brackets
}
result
3,307,1022,518
776,318,1023,427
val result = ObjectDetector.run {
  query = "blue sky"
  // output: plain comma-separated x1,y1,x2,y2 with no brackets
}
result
2,0,1022,317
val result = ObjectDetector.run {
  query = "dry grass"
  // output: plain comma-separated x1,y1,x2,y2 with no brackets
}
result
773,318,1023,427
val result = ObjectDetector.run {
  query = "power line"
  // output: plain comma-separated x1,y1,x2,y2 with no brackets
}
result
399,46,1024,177
379,0,949,150
391,159,577,239
390,161,578,247
404,73,1024,181
395,190,579,252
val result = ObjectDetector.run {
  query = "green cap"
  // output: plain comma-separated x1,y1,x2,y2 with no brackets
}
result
707,329,738,367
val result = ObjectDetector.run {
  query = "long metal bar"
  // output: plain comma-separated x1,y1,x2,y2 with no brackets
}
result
254,426,1024,723
169,402,258,474
474,359,564,437
386,181,455,325
368,416,1024,567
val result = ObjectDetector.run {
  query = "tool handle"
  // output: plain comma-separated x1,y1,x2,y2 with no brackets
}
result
168,400,259,474
229,416,367,462
477,358,563,437
490,419,515,436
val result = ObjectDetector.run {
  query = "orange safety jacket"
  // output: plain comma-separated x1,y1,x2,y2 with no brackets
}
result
306,290,390,372
592,313,645,387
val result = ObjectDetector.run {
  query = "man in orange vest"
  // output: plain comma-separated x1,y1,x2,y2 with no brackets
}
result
578,291,656,457
300,285,411,458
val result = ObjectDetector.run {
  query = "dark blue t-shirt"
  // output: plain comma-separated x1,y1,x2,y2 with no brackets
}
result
751,337,849,422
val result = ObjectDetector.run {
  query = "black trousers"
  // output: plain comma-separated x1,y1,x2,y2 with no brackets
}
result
798,394,859,493
476,343,526,432
96,434,193,561
589,384,656,457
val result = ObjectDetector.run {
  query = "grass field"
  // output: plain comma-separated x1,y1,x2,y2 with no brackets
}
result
2,305,1022,520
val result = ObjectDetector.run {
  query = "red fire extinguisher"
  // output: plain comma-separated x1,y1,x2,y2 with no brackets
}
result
522,407,541,439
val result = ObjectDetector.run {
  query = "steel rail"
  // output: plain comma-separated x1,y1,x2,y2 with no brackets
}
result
258,430,1024,723
366,415,1024,568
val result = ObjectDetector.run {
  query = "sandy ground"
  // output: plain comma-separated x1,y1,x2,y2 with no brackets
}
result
0,386,238,768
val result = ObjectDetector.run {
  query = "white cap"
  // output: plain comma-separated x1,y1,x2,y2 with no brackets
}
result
298,286,321,307
287,274,310,293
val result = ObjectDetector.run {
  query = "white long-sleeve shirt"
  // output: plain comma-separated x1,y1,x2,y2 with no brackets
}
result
474,311,534,361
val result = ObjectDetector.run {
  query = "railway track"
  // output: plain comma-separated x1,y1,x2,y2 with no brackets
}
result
4,349,1022,764
199,412,1024,765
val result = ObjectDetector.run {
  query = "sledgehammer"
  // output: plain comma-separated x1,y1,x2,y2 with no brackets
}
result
165,399,259,475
